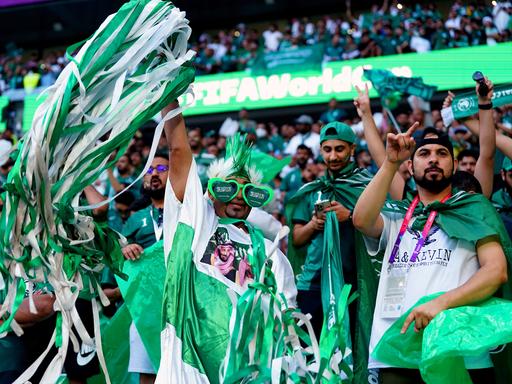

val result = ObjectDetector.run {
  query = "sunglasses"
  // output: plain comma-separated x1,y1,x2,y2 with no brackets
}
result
207,178,273,208
146,164,169,175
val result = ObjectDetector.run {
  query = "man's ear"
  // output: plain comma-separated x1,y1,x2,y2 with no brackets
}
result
350,143,356,156
406,159,413,176
502,169,506,182
453,159,458,174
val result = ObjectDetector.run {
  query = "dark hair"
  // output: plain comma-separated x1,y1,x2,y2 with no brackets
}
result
452,171,482,194
154,150,169,162
457,149,479,162
114,190,136,206
129,195,152,212
297,144,312,156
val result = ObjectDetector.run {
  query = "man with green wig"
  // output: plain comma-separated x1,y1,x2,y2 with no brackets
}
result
155,102,297,384
287,121,378,383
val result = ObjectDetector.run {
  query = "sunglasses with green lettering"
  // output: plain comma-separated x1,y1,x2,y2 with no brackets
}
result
207,178,274,208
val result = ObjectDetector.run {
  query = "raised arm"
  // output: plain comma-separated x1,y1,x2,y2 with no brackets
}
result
83,185,108,219
353,84,405,200
162,101,192,202
352,122,419,238
474,78,495,198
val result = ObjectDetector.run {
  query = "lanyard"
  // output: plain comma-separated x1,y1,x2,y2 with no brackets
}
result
388,194,450,265
149,207,163,241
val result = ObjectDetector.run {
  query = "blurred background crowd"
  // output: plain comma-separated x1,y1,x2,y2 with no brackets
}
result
1,0,511,91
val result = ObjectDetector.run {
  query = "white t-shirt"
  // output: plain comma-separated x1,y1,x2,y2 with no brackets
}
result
284,132,320,158
410,35,431,53
263,30,283,51
163,159,297,307
364,211,492,369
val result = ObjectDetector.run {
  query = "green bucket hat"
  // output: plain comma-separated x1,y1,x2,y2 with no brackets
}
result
320,121,356,144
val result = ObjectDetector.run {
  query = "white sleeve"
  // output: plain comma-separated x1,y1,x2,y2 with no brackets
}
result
163,159,212,263
270,248,298,309
362,212,394,257
283,135,299,156
247,208,283,240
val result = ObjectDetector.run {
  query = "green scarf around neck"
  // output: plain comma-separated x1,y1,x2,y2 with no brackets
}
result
285,162,378,383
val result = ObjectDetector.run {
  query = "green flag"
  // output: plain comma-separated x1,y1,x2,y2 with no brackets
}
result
441,83,512,126
249,151,291,183
364,69,438,109
286,162,382,383
373,293,512,384
251,45,324,75
116,241,166,371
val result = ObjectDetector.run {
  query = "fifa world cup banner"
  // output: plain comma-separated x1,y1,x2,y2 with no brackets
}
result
251,44,324,75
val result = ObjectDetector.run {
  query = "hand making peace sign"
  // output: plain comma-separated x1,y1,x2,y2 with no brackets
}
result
353,84,372,118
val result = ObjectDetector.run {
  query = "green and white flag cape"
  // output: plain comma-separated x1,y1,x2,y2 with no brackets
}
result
158,159,355,383
0,1,194,382
286,162,380,384
441,83,512,127
376,190,512,383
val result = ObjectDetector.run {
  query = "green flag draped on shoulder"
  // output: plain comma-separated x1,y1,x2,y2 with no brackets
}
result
286,163,382,383
378,190,512,383
0,1,195,382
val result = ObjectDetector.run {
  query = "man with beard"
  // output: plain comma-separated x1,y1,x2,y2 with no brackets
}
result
121,152,168,384
287,121,379,383
353,126,509,383
492,157,512,238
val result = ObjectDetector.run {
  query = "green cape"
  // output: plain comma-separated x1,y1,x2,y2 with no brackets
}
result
286,162,380,383
380,190,512,383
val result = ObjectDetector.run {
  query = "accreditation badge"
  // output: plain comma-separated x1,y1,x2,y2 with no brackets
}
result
381,266,408,318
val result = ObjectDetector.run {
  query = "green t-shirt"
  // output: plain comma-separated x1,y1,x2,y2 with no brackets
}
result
270,134,285,153
280,168,304,204
255,137,274,154
122,205,159,249
292,190,356,291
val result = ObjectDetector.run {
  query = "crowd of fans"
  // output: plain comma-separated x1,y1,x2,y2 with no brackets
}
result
188,0,512,74
1,0,511,91
2,91,511,229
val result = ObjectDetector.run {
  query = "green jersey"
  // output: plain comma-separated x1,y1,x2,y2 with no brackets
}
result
292,190,356,291
122,205,161,249
280,168,304,204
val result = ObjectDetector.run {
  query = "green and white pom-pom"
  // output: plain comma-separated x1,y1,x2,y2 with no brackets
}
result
0,0,195,382
221,228,354,383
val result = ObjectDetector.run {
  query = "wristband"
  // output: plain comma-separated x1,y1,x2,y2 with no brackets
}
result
478,103,493,110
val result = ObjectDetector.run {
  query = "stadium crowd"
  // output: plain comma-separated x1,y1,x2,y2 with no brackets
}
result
1,0,511,90
1,1,512,383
